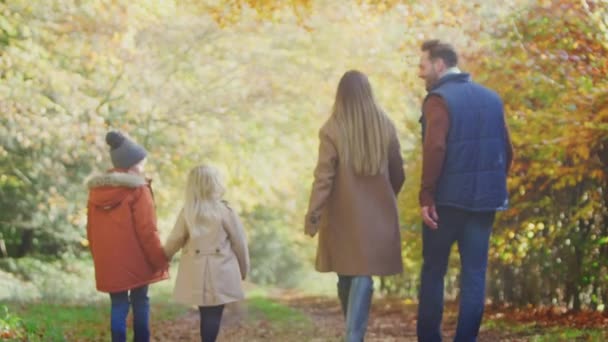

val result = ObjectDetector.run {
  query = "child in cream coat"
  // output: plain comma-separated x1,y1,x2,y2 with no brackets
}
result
164,164,249,342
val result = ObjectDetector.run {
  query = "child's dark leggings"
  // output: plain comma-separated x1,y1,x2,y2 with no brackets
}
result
198,304,225,342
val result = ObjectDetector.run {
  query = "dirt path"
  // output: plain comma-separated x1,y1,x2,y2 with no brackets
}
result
151,302,251,341
276,293,531,342
152,293,598,341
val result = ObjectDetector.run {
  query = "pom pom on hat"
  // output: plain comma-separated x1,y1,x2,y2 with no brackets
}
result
105,131,147,169
105,131,126,150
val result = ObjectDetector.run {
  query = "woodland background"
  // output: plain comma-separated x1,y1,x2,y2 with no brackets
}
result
1,0,607,340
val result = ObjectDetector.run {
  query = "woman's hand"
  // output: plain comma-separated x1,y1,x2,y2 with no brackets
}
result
304,214,319,237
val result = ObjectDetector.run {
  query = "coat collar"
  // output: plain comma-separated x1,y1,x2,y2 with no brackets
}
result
429,72,472,91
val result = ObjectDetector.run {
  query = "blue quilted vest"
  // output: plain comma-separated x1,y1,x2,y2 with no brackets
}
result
420,73,509,211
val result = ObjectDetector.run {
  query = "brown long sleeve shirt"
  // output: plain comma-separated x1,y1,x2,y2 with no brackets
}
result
419,95,514,207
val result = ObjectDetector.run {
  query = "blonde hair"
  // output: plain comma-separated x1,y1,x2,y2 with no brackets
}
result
182,164,225,237
330,70,394,175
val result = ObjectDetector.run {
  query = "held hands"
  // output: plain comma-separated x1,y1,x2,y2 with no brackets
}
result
421,205,439,230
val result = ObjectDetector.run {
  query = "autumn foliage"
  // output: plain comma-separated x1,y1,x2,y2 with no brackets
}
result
0,0,607,315
469,0,608,311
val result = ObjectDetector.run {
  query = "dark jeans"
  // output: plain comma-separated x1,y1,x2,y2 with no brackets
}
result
199,304,225,342
109,285,150,342
337,275,374,342
417,206,495,342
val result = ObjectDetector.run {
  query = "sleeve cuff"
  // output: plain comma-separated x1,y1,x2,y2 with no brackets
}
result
419,191,435,207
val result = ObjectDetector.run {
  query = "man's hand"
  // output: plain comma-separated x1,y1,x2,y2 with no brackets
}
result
421,205,439,229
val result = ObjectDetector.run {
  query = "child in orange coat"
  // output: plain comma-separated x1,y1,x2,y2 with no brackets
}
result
87,131,169,342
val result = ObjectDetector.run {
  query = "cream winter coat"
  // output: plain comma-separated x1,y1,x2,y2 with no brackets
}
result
164,202,249,306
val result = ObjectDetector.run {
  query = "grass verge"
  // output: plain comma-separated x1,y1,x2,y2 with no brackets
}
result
0,280,188,341
484,318,608,341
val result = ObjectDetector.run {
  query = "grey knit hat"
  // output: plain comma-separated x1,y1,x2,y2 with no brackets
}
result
105,131,147,169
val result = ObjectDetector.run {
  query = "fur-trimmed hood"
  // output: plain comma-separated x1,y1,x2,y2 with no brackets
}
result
87,171,149,207
87,172,147,189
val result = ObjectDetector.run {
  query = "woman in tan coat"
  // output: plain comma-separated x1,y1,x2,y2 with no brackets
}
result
305,70,405,341
164,165,249,342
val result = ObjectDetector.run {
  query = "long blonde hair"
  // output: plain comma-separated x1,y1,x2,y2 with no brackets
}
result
330,70,394,175
182,164,225,237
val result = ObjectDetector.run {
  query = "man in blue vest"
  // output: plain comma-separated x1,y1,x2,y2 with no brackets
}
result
416,39,514,342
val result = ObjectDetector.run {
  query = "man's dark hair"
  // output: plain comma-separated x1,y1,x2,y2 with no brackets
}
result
421,40,458,67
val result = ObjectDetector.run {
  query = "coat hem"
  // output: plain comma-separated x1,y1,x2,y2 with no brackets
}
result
434,201,508,212
314,266,403,277
96,273,168,293
173,297,245,307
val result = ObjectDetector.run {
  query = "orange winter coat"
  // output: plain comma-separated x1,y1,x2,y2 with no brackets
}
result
86,171,169,293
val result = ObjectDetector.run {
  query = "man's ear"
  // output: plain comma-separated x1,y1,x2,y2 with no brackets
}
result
433,58,447,73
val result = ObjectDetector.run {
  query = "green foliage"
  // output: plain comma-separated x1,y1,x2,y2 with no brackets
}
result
0,305,26,340
244,206,307,288
0,0,420,261
1,0,430,294
0,257,103,303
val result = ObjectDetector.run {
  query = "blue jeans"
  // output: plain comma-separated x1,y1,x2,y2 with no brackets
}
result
417,206,495,342
337,275,374,342
109,285,150,342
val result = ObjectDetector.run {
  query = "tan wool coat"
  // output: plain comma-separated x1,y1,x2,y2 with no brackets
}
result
164,202,250,306
305,120,405,276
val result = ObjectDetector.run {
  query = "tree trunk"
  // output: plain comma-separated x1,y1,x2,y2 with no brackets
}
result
0,238,7,258
488,267,501,307
524,263,541,305
603,287,608,317
565,258,583,312
16,229,33,258
379,276,387,293
503,266,515,304
566,258,583,312
602,213,608,314
572,286,582,312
